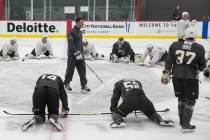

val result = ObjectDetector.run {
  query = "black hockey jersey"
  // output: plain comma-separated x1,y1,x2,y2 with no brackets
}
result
112,41,132,56
35,74,69,110
165,41,206,79
111,79,144,110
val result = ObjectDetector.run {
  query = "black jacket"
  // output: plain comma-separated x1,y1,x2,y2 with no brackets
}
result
67,25,84,58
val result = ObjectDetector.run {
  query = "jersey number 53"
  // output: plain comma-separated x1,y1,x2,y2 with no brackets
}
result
123,81,140,91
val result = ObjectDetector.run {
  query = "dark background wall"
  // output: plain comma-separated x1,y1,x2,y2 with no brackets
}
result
140,0,210,21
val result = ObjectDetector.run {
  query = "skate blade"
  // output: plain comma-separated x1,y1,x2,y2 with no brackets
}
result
160,121,175,127
49,118,63,131
181,128,195,133
110,122,127,128
21,119,36,131
81,90,91,94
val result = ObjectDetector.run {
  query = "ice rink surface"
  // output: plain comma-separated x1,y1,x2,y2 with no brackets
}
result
0,38,210,140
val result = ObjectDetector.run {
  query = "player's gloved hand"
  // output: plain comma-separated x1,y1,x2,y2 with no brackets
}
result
203,67,210,77
149,60,155,66
74,51,82,60
3,55,12,61
12,54,20,60
48,54,54,59
161,70,171,85
36,55,41,60
110,54,119,63
60,107,69,118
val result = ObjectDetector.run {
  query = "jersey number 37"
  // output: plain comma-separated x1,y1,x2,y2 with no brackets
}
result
175,50,196,64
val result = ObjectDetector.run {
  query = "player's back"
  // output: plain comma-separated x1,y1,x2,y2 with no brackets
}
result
168,41,206,79
36,74,61,91
115,79,143,98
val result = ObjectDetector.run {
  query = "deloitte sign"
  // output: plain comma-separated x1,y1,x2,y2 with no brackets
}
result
7,22,57,33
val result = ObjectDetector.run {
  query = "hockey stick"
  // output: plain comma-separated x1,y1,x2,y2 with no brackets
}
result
3,108,170,116
205,96,210,100
85,63,104,84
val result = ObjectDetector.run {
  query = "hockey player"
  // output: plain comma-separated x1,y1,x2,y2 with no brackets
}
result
110,37,135,63
137,43,168,66
82,39,104,60
110,79,174,128
22,74,69,131
0,37,19,61
23,35,54,60
161,28,206,133
177,12,191,41
177,11,197,42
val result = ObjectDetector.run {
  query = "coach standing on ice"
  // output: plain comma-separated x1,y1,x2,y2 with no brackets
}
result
64,17,90,93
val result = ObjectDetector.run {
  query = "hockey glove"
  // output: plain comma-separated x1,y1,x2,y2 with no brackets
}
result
203,68,210,77
48,54,54,59
161,70,171,85
74,50,82,60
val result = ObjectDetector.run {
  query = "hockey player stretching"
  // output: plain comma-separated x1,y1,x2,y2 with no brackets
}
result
161,28,206,132
110,37,135,63
23,35,54,61
110,79,174,128
22,74,69,131
82,39,104,60
0,37,19,61
137,43,168,66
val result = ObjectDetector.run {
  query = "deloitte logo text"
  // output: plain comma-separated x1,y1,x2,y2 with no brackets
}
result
7,22,57,33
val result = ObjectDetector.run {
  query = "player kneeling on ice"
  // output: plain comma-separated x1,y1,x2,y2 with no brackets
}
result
109,79,174,128
22,74,69,131
110,37,135,63
23,35,54,61
0,37,20,61
203,60,210,78
137,43,168,67
82,39,105,60
161,28,206,133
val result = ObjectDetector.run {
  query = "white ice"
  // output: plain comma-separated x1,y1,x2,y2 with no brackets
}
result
0,38,210,140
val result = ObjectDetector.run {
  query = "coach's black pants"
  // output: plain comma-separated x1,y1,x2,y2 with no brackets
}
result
64,56,87,87
32,86,59,121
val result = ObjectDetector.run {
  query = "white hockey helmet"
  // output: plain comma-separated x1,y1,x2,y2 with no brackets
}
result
146,43,154,52
10,37,17,42
182,11,189,18
184,27,197,39
10,37,17,45
83,39,88,43
146,43,154,49
42,33,48,38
